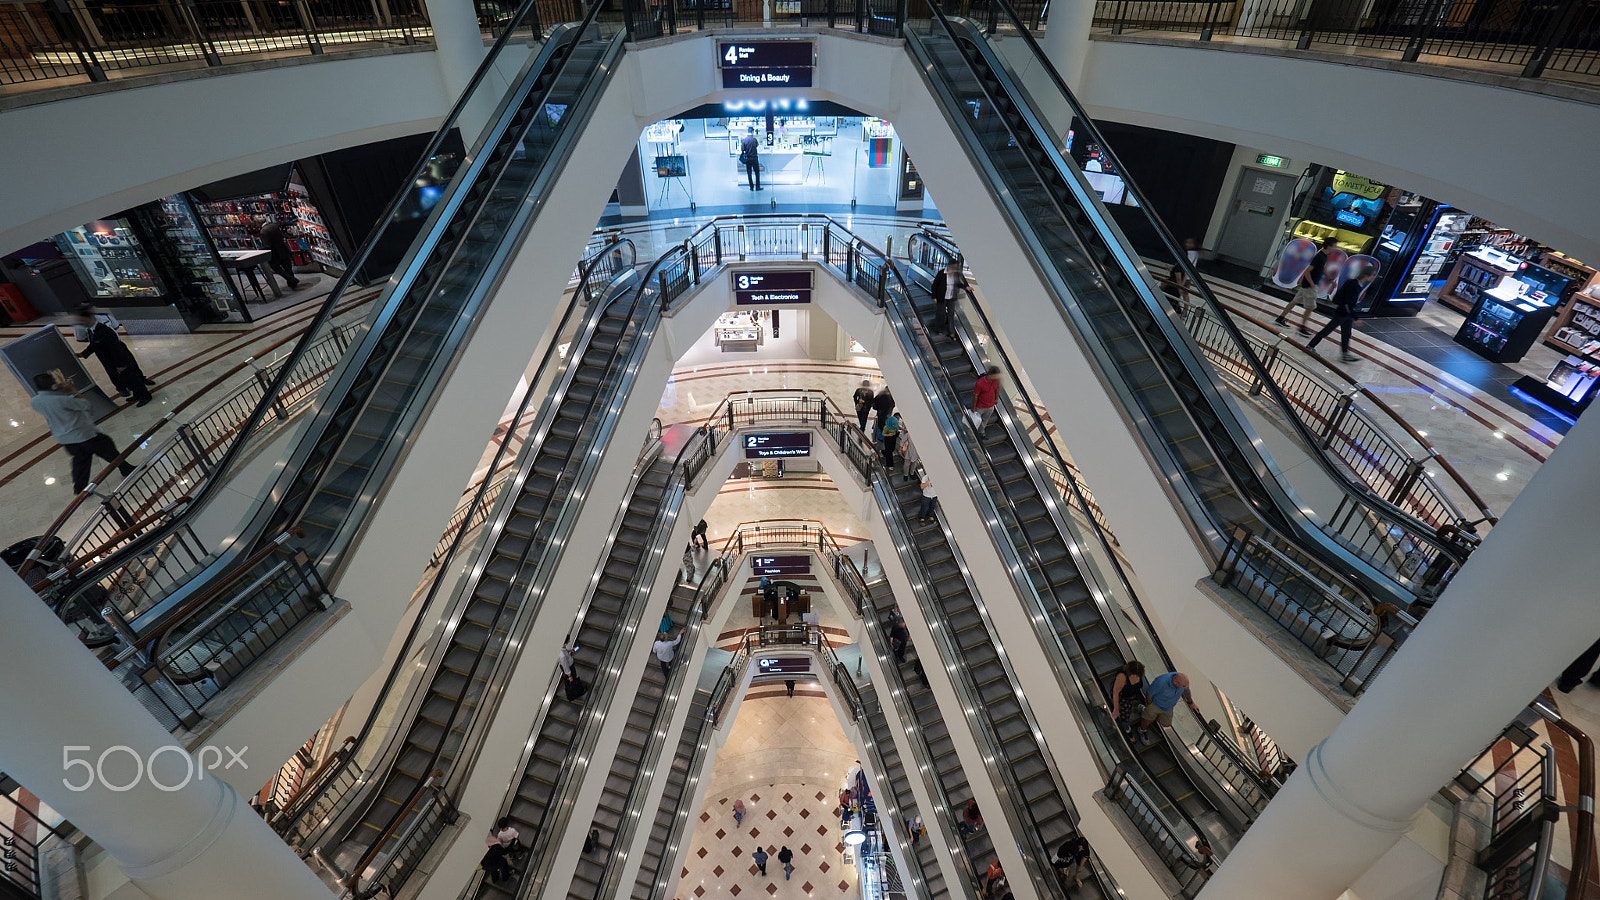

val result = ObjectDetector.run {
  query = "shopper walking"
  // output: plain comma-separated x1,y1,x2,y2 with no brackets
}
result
777,846,794,880
879,410,902,468
481,831,513,884
931,261,968,335
1558,636,1600,692
958,799,983,836
30,373,136,494
1133,671,1201,745
853,379,876,433
1274,236,1337,335
1306,265,1376,363
899,430,920,482
257,217,302,290
558,637,576,678
73,309,152,405
984,861,1006,898
733,798,746,827
653,628,682,679
1053,835,1092,890
739,128,762,191
492,818,525,861
889,619,910,663
752,846,769,877
692,518,710,549
1107,660,1147,738
971,366,1001,438
871,387,895,442
917,471,939,524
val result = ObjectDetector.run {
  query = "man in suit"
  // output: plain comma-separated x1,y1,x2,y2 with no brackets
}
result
73,310,152,406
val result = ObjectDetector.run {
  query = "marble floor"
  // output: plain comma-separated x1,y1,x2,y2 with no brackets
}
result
680,687,863,900
0,287,378,548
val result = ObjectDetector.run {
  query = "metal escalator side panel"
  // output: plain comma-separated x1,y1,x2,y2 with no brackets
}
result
298,270,640,859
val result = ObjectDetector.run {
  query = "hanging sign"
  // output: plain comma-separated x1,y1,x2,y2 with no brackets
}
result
734,270,812,305
718,40,815,88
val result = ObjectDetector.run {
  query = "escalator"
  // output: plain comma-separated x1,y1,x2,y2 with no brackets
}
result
852,531,1101,900
630,686,713,900
46,1,626,641
313,263,652,871
900,1,1462,610
560,494,708,900
888,236,1248,866
472,381,709,900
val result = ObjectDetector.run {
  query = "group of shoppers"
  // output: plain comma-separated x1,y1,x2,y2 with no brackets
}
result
1107,660,1202,745
1269,236,1378,363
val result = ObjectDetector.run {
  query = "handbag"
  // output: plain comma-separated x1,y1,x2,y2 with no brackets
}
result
965,409,984,429
564,673,588,701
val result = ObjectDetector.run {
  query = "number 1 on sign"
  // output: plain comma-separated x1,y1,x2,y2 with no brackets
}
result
725,45,739,64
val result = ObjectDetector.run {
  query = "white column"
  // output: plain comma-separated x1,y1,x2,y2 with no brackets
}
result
429,0,488,103
0,567,332,900
1198,405,1600,900
1041,0,1097,90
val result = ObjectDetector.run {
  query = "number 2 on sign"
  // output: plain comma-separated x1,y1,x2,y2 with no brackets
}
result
725,45,739,64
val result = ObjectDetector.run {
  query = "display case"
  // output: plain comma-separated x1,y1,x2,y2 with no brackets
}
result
1453,286,1558,363
52,219,167,300
150,195,243,319
714,312,764,351
1439,248,1520,314
196,177,345,274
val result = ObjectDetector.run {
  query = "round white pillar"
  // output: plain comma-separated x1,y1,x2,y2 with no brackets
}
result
1199,405,1600,899
0,567,332,900
429,0,489,103
1041,0,1097,91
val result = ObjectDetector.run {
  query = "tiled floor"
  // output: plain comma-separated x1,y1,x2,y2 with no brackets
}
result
680,688,863,900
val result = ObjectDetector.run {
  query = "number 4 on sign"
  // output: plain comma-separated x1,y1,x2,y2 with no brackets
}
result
725,45,739,64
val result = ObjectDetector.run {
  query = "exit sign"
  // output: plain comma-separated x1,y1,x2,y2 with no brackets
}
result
1256,154,1288,168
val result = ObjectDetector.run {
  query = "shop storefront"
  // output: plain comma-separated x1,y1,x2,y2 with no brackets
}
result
627,104,922,215
1265,165,1600,372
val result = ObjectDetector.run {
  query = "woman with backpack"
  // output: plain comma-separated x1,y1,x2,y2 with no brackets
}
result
1108,660,1148,738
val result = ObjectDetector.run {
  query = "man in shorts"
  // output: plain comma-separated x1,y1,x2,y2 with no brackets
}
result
1132,670,1201,744
1274,236,1337,336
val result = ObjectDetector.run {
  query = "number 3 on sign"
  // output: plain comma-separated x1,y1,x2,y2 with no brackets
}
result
725,45,739,64
738,275,751,289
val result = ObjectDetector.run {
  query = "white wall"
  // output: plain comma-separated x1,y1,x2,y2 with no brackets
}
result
1076,38,1600,262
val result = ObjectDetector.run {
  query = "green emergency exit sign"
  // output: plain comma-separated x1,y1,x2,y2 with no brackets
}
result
1256,154,1288,167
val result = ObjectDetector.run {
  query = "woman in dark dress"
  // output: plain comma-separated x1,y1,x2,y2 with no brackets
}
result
1108,659,1147,738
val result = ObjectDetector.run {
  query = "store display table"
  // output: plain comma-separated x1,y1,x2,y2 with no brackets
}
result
217,249,281,301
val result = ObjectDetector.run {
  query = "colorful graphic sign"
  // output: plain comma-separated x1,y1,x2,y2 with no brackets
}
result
1270,237,1318,290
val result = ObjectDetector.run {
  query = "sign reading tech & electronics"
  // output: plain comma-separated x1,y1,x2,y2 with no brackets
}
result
718,40,814,88
734,270,812,305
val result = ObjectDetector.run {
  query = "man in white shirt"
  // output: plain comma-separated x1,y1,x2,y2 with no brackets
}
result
653,629,682,678
29,373,134,493
917,471,939,524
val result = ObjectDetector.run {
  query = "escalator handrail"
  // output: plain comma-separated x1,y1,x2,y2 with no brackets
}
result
641,687,719,900
914,0,1466,588
897,236,1275,827
254,19,621,567
871,260,1217,877
867,475,1082,900
38,0,590,606
272,238,627,845
496,446,686,900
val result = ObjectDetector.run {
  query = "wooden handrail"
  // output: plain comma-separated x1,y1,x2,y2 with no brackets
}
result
345,770,443,892
1541,708,1595,900
271,736,357,826
18,292,374,582
27,495,192,591
145,527,306,658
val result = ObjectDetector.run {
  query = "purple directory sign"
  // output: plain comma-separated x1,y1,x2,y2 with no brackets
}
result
718,40,814,88
734,270,812,305
744,432,811,459
752,555,811,575
758,657,811,674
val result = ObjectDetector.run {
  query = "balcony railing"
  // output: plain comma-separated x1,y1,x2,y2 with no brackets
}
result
1,0,434,91
1089,0,1600,82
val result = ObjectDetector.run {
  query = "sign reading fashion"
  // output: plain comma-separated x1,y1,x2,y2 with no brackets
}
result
745,432,812,459
734,270,813,305
717,40,815,88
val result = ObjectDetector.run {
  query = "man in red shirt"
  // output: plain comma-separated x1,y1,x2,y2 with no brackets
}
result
971,366,1001,437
